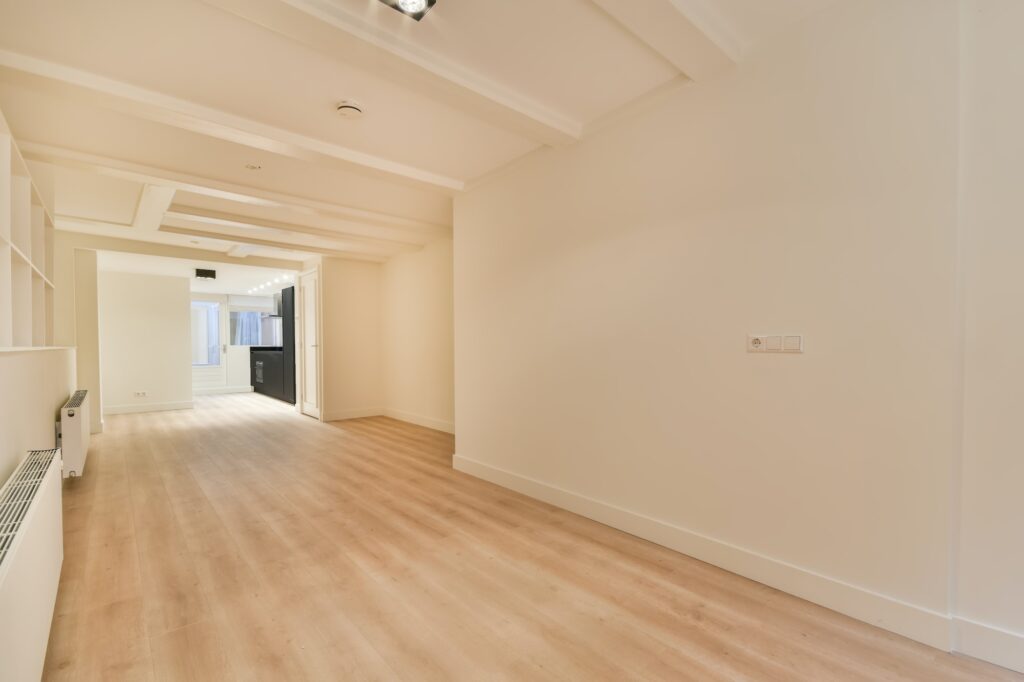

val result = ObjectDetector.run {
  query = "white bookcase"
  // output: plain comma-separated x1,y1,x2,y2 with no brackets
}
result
0,110,55,349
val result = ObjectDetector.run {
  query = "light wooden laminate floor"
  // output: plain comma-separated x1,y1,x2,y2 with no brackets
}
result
43,393,1021,681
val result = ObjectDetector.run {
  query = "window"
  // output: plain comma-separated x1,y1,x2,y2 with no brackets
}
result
191,301,221,366
230,311,262,346
229,310,283,347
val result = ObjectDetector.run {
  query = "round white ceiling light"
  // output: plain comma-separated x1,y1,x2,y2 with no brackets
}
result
378,0,435,20
398,0,427,13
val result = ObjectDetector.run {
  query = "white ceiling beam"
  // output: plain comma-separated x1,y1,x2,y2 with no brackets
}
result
0,49,464,190
227,244,259,258
164,205,419,254
590,0,736,81
132,185,177,230
56,214,321,261
159,224,387,263
666,0,747,62
202,0,581,147
55,225,306,269
19,142,451,243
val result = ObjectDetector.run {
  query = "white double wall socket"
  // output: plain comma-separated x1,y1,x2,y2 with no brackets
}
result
748,335,803,353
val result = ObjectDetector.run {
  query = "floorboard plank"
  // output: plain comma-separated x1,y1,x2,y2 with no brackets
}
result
42,394,1023,681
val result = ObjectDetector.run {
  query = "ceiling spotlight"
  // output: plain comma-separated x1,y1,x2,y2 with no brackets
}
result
379,0,435,21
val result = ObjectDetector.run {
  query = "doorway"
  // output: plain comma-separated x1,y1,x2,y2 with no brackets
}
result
191,293,278,396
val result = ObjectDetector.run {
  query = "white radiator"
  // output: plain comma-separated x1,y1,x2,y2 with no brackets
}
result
59,390,90,479
0,448,64,682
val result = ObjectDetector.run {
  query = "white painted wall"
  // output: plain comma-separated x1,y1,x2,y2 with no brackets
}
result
51,239,103,433
315,247,455,430
382,239,454,433
73,249,102,433
0,348,75,483
454,0,995,660
320,257,384,421
98,271,192,414
956,0,1024,671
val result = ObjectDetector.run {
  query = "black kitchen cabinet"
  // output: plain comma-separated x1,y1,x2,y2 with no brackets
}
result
250,285,296,404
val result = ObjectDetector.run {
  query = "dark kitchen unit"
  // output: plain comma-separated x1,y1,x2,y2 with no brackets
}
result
250,286,295,404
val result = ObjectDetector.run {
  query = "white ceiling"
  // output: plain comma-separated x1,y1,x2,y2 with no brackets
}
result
97,251,296,295
0,0,836,263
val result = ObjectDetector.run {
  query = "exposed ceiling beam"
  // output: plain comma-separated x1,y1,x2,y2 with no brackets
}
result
19,142,451,243
166,204,421,252
202,0,580,147
55,219,307,269
160,224,387,263
132,184,177,230
590,0,736,81
0,49,464,190
227,244,259,258
666,0,746,62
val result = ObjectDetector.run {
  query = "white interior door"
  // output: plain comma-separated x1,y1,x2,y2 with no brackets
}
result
299,270,320,418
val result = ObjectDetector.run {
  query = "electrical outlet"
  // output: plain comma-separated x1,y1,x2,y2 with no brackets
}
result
749,334,804,353
134,391,148,397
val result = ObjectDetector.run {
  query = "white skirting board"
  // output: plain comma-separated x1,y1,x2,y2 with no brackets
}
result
453,454,1024,672
954,618,1024,674
322,407,385,422
193,385,254,396
103,401,194,415
323,408,454,433
384,408,454,434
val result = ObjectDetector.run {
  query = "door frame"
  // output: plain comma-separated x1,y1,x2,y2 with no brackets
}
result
297,266,322,420
190,294,229,393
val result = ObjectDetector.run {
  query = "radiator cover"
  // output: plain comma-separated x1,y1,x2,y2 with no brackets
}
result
0,448,63,682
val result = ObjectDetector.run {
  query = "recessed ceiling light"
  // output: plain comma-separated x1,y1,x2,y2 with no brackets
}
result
379,0,435,21
245,163,262,171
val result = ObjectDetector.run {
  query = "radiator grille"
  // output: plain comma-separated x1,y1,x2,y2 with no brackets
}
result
63,390,87,410
0,449,58,569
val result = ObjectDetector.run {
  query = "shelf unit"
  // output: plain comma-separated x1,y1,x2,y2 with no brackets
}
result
0,110,55,349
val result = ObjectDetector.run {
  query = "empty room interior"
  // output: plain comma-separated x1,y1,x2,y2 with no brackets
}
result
0,0,1022,679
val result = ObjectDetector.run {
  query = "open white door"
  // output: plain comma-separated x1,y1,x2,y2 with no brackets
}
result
299,269,320,419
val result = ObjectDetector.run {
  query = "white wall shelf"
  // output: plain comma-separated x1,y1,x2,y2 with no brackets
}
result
0,108,55,349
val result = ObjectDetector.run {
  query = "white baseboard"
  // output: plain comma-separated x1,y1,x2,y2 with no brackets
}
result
384,408,455,434
104,401,194,415
453,454,954,653
323,407,385,422
955,617,1024,673
193,385,254,396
